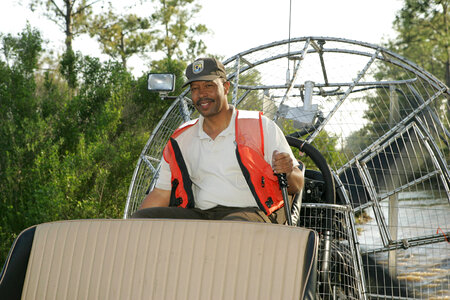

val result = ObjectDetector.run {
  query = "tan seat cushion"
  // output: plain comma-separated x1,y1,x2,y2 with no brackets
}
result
21,219,316,300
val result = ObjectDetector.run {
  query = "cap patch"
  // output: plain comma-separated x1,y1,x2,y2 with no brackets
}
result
193,60,204,74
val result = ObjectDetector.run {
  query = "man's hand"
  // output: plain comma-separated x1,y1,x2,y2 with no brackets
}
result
272,150,294,175
272,150,304,195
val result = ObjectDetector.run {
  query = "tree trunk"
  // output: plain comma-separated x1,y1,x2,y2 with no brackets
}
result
443,2,450,87
120,32,127,69
64,0,73,52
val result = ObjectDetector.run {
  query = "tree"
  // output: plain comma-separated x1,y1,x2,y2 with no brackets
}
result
0,1,212,269
28,0,103,87
0,25,46,266
88,8,156,69
0,28,142,265
369,0,449,156
387,0,449,87
28,0,102,51
1,23,43,77
151,0,208,62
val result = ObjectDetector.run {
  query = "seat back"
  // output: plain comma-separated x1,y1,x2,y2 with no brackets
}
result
1,219,318,300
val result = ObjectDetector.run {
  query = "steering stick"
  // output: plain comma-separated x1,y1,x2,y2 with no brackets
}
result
277,173,293,225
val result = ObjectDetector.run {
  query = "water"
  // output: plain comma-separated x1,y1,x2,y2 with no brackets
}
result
356,191,450,298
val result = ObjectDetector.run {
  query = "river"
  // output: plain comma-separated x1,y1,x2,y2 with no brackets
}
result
357,191,449,299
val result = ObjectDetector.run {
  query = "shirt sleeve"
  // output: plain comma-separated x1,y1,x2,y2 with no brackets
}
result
155,157,172,190
261,115,299,168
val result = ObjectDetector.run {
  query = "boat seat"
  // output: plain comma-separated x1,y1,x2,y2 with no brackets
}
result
0,219,318,300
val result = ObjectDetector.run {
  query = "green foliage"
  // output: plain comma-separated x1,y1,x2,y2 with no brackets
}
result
231,70,264,110
0,26,186,268
185,23,208,62
280,119,346,171
151,0,209,61
363,0,449,159
59,47,80,88
28,0,102,86
386,0,449,86
1,24,43,76
28,0,97,40
1,26,46,265
88,7,155,69
308,130,346,171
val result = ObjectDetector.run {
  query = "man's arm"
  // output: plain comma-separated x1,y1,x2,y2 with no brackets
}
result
139,188,171,209
286,166,304,195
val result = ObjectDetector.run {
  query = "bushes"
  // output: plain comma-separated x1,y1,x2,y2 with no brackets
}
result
0,27,182,267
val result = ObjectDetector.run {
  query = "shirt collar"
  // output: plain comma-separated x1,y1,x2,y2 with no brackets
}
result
197,106,236,140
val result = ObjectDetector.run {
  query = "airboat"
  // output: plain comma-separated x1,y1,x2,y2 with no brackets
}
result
125,37,450,299
1,37,449,300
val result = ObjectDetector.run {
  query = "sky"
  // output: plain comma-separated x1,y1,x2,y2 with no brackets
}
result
0,0,404,76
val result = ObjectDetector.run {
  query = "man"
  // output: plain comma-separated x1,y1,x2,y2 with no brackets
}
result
132,57,303,223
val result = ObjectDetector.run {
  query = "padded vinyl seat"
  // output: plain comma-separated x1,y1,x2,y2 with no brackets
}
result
0,219,318,300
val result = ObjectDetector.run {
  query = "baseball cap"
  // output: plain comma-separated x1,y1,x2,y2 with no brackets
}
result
183,57,227,87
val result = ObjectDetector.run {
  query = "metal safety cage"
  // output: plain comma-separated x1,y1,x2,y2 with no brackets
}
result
125,37,450,299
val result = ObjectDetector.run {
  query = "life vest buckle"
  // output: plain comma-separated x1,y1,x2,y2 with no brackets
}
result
265,197,273,208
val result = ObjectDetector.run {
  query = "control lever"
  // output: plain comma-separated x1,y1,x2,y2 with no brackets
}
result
277,173,292,226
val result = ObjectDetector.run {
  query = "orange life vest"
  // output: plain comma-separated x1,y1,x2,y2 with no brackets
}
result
162,110,284,215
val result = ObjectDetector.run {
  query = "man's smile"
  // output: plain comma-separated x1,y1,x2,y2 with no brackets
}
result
196,98,215,109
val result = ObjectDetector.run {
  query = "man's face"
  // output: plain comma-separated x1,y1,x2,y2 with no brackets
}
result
190,78,230,118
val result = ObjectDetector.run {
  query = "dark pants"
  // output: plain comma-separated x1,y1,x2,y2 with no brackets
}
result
131,205,286,224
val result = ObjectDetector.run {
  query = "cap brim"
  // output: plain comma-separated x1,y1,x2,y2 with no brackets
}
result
182,74,221,88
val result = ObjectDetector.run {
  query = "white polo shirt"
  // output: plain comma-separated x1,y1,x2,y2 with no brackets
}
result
156,107,298,210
